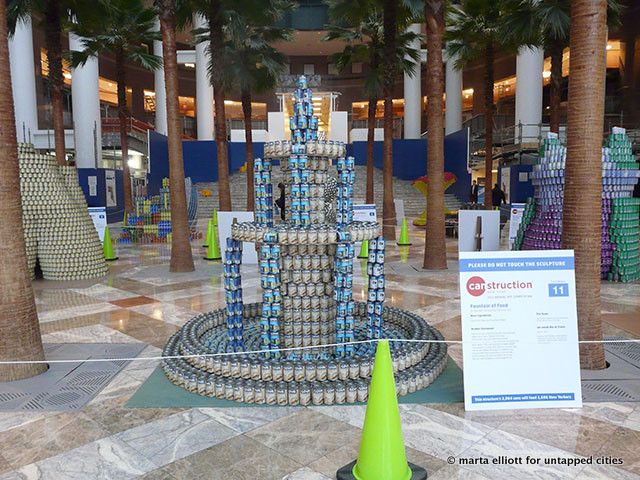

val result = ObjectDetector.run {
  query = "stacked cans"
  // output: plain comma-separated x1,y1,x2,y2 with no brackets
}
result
512,198,536,251
518,129,640,282
604,128,640,282
224,238,245,351
336,157,355,225
334,239,355,357
18,144,107,280
366,237,386,339
259,242,282,355
521,135,564,250
254,158,274,226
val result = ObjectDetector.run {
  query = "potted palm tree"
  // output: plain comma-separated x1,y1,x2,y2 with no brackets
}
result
0,0,46,381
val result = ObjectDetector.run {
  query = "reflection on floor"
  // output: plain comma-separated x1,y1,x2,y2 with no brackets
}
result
1,230,639,480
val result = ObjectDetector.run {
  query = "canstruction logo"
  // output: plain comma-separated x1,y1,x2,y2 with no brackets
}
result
466,276,533,297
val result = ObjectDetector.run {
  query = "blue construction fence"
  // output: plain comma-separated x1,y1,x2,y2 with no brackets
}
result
77,168,124,223
147,128,474,203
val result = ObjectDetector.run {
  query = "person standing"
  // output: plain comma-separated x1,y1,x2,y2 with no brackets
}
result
491,183,506,209
470,179,479,204
275,182,286,221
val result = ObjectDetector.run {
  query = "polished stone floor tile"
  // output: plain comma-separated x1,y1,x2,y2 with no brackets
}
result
138,468,177,480
70,284,139,301
37,302,121,323
82,395,183,435
110,296,159,308
577,464,640,479
0,456,11,475
115,409,237,468
0,412,109,469
198,406,300,434
42,323,139,344
11,436,156,480
495,409,619,457
247,409,361,465
129,303,199,327
596,426,640,475
163,434,301,480
282,467,331,480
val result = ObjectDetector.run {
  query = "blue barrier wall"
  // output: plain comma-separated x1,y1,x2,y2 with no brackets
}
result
77,168,124,223
350,128,471,202
499,164,534,203
148,129,470,202
148,131,265,196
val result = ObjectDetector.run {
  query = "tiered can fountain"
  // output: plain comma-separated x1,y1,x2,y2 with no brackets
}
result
161,76,447,405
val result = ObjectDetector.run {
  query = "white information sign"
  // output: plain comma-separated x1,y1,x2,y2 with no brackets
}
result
508,203,525,249
88,176,98,197
353,204,377,223
88,207,107,243
458,210,500,252
459,250,582,411
217,211,258,264
105,170,117,207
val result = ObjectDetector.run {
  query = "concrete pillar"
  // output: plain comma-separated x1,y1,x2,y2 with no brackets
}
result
445,52,463,135
195,14,215,140
403,23,422,139
8,17,39,143
69,33,102,168
153,20,167,135
515,46,544,142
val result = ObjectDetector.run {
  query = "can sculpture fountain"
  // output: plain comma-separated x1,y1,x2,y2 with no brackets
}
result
162,76,448,405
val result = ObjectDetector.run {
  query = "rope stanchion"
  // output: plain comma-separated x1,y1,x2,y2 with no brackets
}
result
0,337,638,365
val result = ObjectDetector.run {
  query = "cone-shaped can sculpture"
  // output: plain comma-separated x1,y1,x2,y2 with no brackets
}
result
337,340,427,480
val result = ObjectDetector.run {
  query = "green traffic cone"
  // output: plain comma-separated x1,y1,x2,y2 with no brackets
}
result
337,340,427,480
358,240,369,259
103,226,118,261
212,208,218,227
203,219,213,247
397,217,412,246
204,220,221,260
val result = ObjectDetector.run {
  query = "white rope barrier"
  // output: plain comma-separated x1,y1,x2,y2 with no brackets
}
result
0,337,638,365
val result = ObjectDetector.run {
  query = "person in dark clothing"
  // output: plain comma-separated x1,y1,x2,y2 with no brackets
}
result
470,180,479,204
275,182,285,221
491,183,506,208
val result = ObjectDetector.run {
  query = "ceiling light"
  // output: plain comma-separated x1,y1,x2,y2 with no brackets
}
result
606,44,612,50
542,71,551,78
184,63,195,68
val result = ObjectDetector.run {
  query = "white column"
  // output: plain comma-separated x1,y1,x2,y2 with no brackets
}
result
403,23,422,139
153,20,167,135
515,46,544,142
69,33,102,168
445,52,463,135
195,14,214,140
8,17,39,143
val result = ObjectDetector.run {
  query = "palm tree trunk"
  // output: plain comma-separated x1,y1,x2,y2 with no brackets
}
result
365,96,376,204
116,50,133,213
160,6,195,273
549,44,563,134
562,0,607,370
382,0,397,240
0,0,46,381
44,0,66,166
423,0,447,270
208,0,232,211
242,88,254,211
483,42,495,209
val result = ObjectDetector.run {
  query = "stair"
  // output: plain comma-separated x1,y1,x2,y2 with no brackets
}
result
194,165,459,222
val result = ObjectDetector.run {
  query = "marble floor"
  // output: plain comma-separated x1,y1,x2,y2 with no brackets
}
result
1,228,639,480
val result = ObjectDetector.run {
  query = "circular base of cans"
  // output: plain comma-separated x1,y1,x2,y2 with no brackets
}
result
161,302,448,406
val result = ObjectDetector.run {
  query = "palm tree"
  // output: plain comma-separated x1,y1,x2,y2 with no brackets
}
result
8,0,70,165
423,0,447,270
446,0,536,209
509,0,621,133
0,0,46,381
156,0,195,272
224,2,292,211
325,0,421,206
561,0,607,370
71,0,161,214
